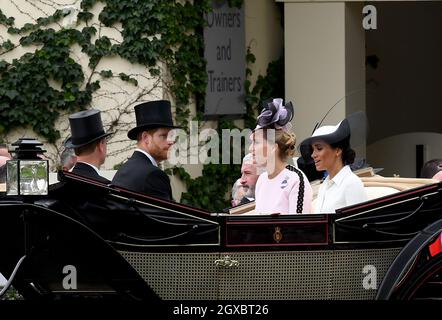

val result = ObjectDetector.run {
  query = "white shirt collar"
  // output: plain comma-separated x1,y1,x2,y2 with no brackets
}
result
135,148,158,167
328,165,352,187
77,161,100,175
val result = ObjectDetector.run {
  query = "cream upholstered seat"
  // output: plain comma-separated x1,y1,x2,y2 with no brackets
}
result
311,174,438,212
360,176,438,192
364,186,398,200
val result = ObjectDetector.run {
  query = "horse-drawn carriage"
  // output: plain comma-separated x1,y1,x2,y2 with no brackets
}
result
1,166,441,300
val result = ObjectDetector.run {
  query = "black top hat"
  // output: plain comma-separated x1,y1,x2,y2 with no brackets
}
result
127,100,180,140
64,109,111,148
299,119,351,161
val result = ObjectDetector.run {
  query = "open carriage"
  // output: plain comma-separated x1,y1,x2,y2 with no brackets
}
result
0,168,441,301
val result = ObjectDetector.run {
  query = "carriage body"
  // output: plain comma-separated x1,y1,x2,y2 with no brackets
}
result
0,171,441,300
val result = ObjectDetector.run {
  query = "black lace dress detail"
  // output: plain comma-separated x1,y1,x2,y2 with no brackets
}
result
286,164,305,213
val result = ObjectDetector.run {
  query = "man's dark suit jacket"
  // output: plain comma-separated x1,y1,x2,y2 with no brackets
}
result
111,151,172,201
71,162,111,184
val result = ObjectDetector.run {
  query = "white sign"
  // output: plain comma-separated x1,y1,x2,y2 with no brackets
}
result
204,0,246,116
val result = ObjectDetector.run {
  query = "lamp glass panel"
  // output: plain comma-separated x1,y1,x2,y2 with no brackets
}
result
6,160,18,196
19,160,48,195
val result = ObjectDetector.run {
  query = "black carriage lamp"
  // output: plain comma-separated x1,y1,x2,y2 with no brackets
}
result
6,138,49,196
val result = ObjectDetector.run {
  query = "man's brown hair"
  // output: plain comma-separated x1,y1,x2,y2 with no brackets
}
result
137,128,159,142
74,139,103,156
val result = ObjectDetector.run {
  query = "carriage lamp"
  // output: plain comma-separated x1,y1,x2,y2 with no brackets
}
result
6,138,49,196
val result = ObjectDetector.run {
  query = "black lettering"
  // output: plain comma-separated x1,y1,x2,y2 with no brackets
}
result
206,11,242,28
207,72,243,93
216,74,220,92
216,39,231,61
215,12,223,26
226,38,231,60
208,70,214,92
228,13,233,27
222,74,227,91
236,77,242,92
205,12,213,27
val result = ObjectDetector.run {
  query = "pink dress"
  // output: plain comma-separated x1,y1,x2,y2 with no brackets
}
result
255,168,313,214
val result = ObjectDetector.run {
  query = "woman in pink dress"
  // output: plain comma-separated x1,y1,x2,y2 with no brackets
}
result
249,98,313,214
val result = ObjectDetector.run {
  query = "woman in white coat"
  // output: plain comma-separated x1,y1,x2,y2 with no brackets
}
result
300,119,368,213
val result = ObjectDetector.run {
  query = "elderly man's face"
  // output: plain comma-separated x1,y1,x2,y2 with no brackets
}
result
240,162,259,193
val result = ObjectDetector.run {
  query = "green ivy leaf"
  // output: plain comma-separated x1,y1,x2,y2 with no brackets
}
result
100,70,113,78
5,90,18,100
63,92,76,102
149,68,160,76
81,0,99,11
77,11,94,23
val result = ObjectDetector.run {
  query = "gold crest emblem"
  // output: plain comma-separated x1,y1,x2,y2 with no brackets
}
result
273,227,282,243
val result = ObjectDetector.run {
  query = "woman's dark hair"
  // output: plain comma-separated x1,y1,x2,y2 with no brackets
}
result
330,139,355,165
420,159,442,178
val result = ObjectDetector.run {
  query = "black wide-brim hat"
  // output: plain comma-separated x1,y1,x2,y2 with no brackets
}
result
127,100,180,140
299,118,351,161
64,109,112,149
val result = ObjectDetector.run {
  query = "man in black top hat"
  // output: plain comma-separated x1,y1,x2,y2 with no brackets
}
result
65,109,112,184
112,100,178,200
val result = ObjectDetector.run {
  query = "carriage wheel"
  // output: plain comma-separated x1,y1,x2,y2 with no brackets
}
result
392,254,442,300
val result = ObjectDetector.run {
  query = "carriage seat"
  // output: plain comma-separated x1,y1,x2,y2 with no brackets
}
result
311,176,438,211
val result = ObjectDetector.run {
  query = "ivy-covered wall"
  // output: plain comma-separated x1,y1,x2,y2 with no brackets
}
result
0,0,284,211
0,0,209,168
